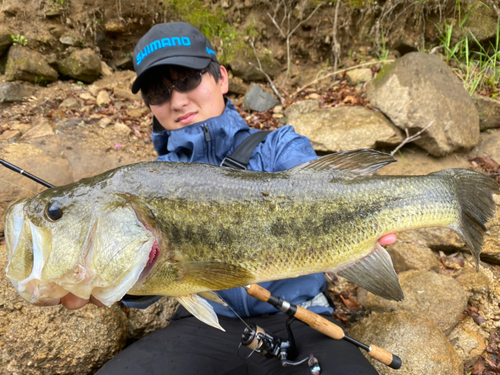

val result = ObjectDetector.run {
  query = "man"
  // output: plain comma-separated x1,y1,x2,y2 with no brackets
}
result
63,22,396,374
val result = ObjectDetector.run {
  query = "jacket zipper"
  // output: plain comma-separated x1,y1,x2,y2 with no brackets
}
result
202,124,214,164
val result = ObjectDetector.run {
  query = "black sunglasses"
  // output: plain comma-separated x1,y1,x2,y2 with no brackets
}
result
142,70,208,106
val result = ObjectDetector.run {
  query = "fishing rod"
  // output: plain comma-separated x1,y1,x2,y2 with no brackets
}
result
0,158,54,188
244,283,402,370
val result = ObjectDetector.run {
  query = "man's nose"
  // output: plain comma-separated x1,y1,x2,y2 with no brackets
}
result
169,88,189,108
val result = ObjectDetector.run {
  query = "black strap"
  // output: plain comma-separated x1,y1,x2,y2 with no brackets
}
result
221,131,271,170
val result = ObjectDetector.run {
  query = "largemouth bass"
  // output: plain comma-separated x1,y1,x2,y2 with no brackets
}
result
5,149,499,330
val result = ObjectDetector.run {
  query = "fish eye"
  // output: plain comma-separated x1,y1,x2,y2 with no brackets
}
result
45,201,63,221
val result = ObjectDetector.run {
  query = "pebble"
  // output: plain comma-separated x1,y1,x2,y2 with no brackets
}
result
97,90,111,107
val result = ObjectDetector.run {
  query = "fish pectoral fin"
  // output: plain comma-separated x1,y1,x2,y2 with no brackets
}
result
289,149,396,176
336,242,404,301
176,294,225,331
176,261,254,291
198,291,228,306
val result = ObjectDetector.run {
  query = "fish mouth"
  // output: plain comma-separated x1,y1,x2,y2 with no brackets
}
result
137,239,160,283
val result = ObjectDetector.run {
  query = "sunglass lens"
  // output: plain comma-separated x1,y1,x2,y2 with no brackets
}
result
176,73,202,92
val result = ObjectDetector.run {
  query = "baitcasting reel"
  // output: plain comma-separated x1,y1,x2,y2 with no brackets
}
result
240,317,321,374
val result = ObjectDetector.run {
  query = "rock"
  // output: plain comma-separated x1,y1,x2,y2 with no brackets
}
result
469,129,500,166
59,97,82,110
105,19,127,34
114,122,131,135
230,49,281,81
358,270,468,334
0,129,21,141
453,3,498,44
59,34,78,46
447,317,487,368
97,90,111,106
5,45,58,84
386,242,441,272
285,103,404,152
228,76,249,95
0,244,127,375
0,82,36,103
349,311,463,375
395,228,465,252
481,196,500,264
9,121,31,134
126,107,149,117
58,48,102,83
112,55,133,71
98,117,112,128
101,61,113,76
454,261,500,333
113,86,141,101
20,119,55,141
243,83,279,112
126,297,178,340
0,143,74,233
0,26,13,55
346,68,373,84
368,52,479,156
80,92,96,101
473,95,500,131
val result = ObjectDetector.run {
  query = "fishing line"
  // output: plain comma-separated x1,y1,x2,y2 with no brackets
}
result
0,177,39,194
214,291,253,331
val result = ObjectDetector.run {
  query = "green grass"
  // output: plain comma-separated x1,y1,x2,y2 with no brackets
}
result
436,18,500,96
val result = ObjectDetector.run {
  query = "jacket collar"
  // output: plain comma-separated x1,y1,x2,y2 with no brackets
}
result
151,99,253,164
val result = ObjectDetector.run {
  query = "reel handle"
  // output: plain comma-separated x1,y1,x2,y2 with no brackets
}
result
245,284,402,370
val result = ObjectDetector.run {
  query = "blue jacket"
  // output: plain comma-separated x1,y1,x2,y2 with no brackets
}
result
123,100,332,317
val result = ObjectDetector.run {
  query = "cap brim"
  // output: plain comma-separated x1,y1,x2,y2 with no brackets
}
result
131,56,212,94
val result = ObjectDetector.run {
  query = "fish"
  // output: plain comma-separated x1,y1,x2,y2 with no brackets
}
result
4,149,499,330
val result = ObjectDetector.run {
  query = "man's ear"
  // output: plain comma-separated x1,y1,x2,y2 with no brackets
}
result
219,65,229,95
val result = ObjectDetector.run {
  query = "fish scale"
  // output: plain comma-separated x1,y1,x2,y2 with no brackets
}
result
4,149,499,331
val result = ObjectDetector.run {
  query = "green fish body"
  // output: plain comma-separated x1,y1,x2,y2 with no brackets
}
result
5,149,499,330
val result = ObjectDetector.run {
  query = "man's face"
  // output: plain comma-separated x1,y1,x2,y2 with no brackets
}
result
145,65,229,131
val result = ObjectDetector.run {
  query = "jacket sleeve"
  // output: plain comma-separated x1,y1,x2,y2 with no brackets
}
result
249,125,318,172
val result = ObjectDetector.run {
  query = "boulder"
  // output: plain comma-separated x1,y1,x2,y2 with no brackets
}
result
452,3,498,45
386,242,441,272
368,52,479,156
349,311,463,375
358,270,469,334
5,45,58,84
230,49,281,81
473,95,500,131
58,48,102,83
126,297,179,340
346,68,373,84
285,101,403,152
0,26,13,56
447,316,487,368
243,83,279,112
0,82,36,103
0,244,128,375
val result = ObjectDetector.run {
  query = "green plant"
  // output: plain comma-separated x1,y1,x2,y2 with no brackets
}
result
11,34,28,46
367,29,389,62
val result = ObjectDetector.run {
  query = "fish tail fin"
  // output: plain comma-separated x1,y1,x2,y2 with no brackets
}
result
434,169,499,264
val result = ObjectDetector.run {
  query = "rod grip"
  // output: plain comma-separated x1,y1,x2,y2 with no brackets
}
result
294,305,345,340
245,284,271,302
369,345,402,369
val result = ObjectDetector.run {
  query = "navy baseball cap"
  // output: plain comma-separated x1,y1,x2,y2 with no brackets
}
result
131,22,218,94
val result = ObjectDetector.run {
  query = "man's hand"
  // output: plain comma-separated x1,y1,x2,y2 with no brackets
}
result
379,233,396,247
60,293,105,310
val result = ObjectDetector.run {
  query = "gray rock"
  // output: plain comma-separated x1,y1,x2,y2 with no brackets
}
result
368,52,479,156
0,246,127,375
480,195,500,265
0,26,13,56
5,45,58,83
228,76,249,95
20,119,55,140
59,97,83,110
447,316,487,368
474,95,500,131
469,130,500,167
112,55,133,71
0,82,36,103
230,52,281,81
243,83,279,112
386,242,441,273
285,104,404,152
58,48,102,83
127,297,179,340
346,68,373,84
358,270,468,334
349,311,463,375
453,3,498,44
59,34,78,46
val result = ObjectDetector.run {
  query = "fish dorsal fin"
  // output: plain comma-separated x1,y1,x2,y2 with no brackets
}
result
336,243,404,301
176,294,225,331
289,149,396,176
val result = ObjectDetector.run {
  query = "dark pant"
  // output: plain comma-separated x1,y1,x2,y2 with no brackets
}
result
96,307,379,375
